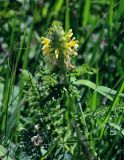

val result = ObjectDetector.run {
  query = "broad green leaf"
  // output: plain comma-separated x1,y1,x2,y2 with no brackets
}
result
74,80,113,100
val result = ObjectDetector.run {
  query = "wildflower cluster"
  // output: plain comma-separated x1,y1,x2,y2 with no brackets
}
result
41,21,79,72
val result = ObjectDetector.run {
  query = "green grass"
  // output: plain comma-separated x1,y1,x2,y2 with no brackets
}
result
0,0,124,159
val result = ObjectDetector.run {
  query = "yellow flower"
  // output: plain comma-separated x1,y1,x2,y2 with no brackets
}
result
41,37,51,56
64,30,78,57
41,21,79,71
41,37,50,45
69,40,78,49
66,29,73,39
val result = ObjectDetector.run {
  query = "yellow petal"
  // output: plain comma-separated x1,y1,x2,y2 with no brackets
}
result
41,37,50,45
42,45,50,56
69,40,78,48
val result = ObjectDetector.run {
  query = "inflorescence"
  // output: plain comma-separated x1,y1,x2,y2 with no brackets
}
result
41,21,79,72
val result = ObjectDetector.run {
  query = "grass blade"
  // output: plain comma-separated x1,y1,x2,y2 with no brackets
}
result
83,0,91,27
65,0,70,31
40,136,60,160
119,0,124,17
100,81,124,139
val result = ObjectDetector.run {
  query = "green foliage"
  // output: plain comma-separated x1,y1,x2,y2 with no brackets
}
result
19,58,124,159
0,0,124,160
70,64,96,77
19,61,98,159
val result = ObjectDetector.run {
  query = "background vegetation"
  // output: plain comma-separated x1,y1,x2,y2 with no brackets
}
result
0,0,124,159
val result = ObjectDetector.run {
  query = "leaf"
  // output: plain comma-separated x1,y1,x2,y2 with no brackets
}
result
119,0,124,17
53,0,64,16
109,0,113,34
96,86,124,97
71,64,96,77
74,79,113,100
109,123,124,136
40,136,60,160
65,0,70,32
0,145,13,160
74,79,124,100
83,0,91,27
100,81,124,139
